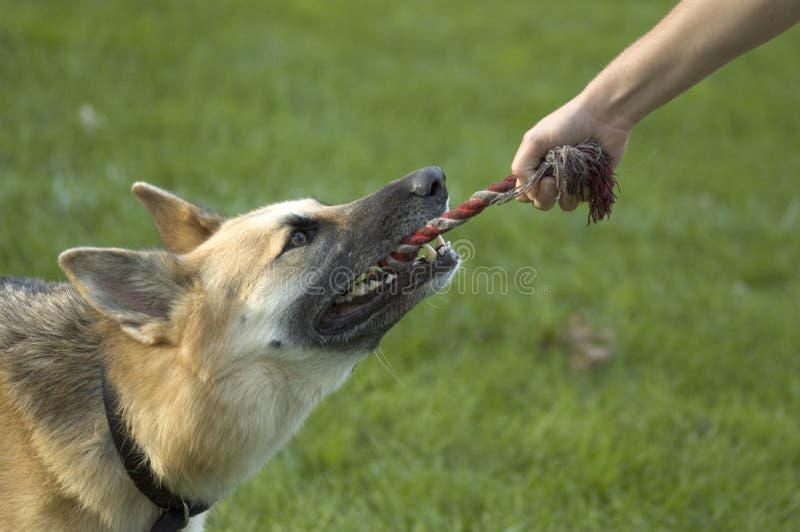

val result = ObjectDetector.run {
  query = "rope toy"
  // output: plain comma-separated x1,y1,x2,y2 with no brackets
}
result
384,139,617,267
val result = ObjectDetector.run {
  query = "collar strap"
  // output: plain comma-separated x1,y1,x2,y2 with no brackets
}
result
101,367,211,531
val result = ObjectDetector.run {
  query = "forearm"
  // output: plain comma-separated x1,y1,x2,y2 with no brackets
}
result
580,0,800,129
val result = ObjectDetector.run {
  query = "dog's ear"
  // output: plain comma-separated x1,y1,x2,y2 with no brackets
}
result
131,182,225,254
58,247,190,345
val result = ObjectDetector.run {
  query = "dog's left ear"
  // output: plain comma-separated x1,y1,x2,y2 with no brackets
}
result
132,182,225,255
58,247,190,345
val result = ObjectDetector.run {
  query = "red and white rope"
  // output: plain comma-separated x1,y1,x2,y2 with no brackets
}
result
383,139,616,268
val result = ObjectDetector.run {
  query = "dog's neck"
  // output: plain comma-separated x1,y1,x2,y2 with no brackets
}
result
102,320,358,503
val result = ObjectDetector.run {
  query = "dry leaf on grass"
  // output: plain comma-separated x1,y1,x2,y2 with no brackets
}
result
561,313,616,371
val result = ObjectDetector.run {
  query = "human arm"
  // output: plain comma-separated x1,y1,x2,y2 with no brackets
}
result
512,0,800,211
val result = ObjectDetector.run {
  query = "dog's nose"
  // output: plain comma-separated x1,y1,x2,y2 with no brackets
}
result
408,166,446,198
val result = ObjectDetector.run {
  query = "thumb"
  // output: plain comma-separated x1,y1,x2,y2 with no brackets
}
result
511,130,546,203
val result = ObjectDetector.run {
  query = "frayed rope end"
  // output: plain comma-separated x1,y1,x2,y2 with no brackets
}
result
544,139,618,224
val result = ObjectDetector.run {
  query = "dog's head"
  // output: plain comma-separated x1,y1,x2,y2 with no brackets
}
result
58,169,459,359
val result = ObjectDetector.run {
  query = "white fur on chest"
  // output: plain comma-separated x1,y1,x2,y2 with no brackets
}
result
182,343,360,502
186,512,208,532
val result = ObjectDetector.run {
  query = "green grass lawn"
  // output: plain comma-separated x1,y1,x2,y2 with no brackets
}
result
2,1,799,530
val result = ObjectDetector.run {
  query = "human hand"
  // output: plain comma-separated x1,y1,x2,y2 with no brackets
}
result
511,94,631,211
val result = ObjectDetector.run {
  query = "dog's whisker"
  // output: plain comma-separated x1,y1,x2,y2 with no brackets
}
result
423,300,446,309
374,348,405,389
423,293,450,309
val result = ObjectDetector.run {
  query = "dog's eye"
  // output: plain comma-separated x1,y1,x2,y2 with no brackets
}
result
287,230,311,249
278,215,319,256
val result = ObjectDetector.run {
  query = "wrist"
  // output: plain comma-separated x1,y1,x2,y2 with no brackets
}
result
578,76,640,133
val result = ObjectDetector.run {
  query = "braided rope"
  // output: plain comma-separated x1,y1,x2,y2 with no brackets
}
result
385,139,616,267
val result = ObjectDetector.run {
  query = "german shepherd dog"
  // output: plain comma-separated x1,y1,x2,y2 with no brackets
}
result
0,168,458,531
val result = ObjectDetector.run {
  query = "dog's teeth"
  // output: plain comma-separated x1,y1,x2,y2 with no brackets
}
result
368,280,380,291
334,295,347,304
422,244,436,262
385,273,397,283
433,235,446,249
353,283,368,296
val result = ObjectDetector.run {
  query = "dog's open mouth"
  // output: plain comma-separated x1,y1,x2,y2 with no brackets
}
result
316,235,458,336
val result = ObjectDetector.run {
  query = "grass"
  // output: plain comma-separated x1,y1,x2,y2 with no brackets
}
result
2,1,799,530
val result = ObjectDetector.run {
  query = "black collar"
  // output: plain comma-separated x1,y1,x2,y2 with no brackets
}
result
101,366,211,532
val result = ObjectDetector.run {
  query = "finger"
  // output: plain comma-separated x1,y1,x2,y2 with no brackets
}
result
515,175,532,203
512,132,543,204
531,176,557,210
511,144,540,182
556,175,579,211
558,191,580,211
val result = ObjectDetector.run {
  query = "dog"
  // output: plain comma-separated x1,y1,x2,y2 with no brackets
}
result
0,167,459,531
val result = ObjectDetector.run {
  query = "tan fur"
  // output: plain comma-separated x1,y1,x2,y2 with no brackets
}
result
132,182,224,255
0,388,88,530
0,172,454,530
1,194,350,529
